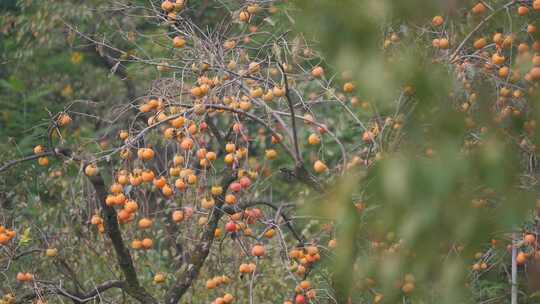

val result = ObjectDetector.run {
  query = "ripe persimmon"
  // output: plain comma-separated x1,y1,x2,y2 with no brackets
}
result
251,244,265,257
138,218,153,229
172,36,186,48
38,157,49,166
311,66,324,78
313,160,328,173
141,238,153,249
471,2,486,15
517,251,528,265
308,133,320,145
525,234,536,245
432,16,444,26
33,145,44,154
161,0,173,11
57,113,72,127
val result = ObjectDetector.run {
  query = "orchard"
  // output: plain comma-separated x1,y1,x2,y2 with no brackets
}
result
1,0,540,303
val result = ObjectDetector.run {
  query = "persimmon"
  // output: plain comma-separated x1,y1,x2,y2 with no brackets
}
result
438,38,449,49
531,67,540,81
225,221,237,233
161,0,173,11
343,82,355,93
0,233,10,245
138,218,153,229
206,279,217,289
308,133,320,145
265,149,277,160
153,176,166,188
471,2,486,15
517,251,528,265
473,38,487,49
44,247,57,257
209,186,222,196
250,87,263,98
313,160,328,173
170,210,183,223
311,66,324,78
273,86,285,97
172,36,186,48
187,174,197,184
498,66,509,78
299,280,311,290
117,173,129,185
162,184,173,197
141,238,153,249
518,6,529,16
129,174,143,186
223,294,234,303
246,4,259,14
432,15,444,27
306,246,319,256
295,295,305,304
154,273,166,284
264,228,275,238
491,53,505,65
33,145,44,154
238,10,250,22
38,156,49,166
518,43,529,54
225,194,237,205
401,282,415,294
229,182,242,192
524,234,536,245
251,244,265,257
57,113,72,126
118,209,131,222
173,179,185,191
90,215,103,225
262,90,274,102
239,263,250,273
535,0,540,11
124,200,138,213
533,55,540,66
239,176,251,188
16,272,26,282
328,239,337,249
180,137,194,150
129,239,142,250
110,183,123,194
248,62,260,74
201,197,215,209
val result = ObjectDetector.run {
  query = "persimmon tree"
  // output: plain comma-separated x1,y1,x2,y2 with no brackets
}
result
1,1,375,303
1,0,540,304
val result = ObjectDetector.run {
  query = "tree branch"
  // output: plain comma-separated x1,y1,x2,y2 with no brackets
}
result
0,152,55,173
86,172,158,304
165,170,237,304
277,62,302,165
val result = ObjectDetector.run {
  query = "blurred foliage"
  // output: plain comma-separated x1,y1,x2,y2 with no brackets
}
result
297,0,540,303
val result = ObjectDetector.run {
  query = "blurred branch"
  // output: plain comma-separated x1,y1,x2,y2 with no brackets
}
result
0,152,55,174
